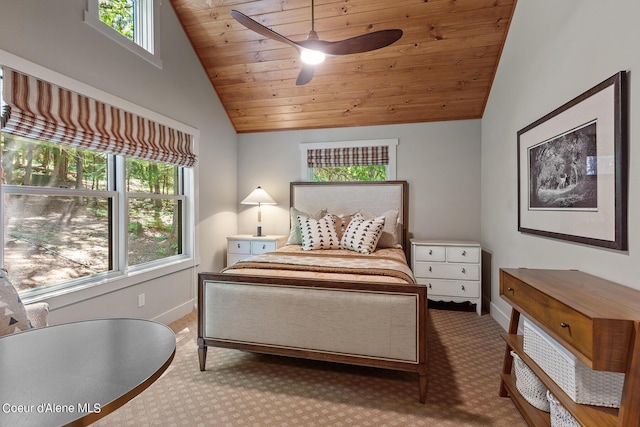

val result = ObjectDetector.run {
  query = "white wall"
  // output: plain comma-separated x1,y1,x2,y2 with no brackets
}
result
237,120,482,245
482,0,640,328
0,0,237,324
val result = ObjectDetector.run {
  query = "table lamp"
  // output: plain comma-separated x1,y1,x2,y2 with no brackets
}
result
241,186,276,236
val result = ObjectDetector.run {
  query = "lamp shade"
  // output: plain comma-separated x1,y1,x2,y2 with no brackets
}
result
241,186,276,205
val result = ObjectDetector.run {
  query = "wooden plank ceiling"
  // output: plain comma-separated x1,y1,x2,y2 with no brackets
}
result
170,0,517,133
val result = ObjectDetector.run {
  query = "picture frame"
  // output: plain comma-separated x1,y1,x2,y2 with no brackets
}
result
517,71,628,250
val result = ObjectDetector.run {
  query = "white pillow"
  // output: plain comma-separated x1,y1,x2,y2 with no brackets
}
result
297,213,340,250
330,213,354,241
340,213,385,254
359,208,402,249
286,207,326,245
0,270,32,337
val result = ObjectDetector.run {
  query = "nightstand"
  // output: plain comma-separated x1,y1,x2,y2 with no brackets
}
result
226,235,287,266
411,239,482,315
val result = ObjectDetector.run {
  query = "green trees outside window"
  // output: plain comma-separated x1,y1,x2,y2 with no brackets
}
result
312,165,386,182
98,0,135,41
1,134,185,293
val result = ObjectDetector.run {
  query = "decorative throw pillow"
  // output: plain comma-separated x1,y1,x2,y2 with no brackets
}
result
297,213,340,250
331,213,354,241
340,213,385,254
359,208,402,249
0,270,32,337
286,207,327,245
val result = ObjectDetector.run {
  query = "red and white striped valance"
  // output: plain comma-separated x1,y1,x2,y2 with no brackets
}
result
307,146,389,168
1,67,196,167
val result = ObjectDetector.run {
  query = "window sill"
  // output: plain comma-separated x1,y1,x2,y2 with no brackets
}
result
21,257,196,309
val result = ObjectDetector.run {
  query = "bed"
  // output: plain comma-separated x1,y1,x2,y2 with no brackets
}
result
197,181,428,403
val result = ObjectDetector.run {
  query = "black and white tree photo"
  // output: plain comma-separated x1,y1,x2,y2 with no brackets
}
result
528,121,598,210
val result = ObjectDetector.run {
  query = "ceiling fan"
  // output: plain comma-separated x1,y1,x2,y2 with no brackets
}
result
230,1,403,86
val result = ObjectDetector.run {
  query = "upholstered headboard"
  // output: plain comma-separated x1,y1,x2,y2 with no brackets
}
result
290,181,409,253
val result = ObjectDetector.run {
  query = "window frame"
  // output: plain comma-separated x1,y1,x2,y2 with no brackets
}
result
0,182,119,298
300,139,398,181
124,159,187,271
0,142,191,299
84,0,162,68
0,48,197,306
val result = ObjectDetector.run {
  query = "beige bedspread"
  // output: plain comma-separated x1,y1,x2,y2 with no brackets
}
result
222,245,415,284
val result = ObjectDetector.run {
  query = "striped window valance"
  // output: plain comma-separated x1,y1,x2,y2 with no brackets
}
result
307,146,389,168
0,67,196,167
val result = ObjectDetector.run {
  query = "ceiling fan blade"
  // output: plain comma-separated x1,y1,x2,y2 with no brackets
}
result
296,29,403,55
296,64,315,86
230,10,301,52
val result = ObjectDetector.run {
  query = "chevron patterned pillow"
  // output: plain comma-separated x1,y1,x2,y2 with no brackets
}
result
286,207,327,245
297,213,340,250
340,213,385,254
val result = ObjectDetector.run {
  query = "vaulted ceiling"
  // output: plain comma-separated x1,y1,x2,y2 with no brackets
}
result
170,0,517,133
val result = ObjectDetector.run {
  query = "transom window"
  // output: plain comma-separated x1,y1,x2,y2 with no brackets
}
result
301,139,398,182
85,0,161,67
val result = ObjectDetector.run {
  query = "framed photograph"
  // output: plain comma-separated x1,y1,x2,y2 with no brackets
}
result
518,71,628,250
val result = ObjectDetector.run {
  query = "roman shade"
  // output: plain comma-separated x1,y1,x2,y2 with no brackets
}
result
307,146,389,168
0,67,196,167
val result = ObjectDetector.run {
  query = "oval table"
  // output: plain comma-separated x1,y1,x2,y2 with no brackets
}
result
0,318,176,427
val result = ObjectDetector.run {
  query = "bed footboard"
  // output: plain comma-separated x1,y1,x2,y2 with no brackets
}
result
197,273,428,403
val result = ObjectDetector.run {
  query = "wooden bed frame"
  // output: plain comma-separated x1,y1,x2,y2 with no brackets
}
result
197,181,428,403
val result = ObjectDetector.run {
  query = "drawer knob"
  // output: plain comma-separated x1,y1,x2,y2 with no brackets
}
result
560,322,570,328
461,268,466,274
506,287,514,293
237,243,241,248
428,283,432,289
428,266,432,272
461,285,465,291
462,250,467,256
429,249,433,255
262,244,266,250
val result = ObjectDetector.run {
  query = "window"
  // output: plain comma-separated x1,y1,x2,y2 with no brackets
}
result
1,137,114,292
1,136,188,295
312,165,387,182
1,66,195,298
126,158,184,266
85,0,161,68
300,139,398,181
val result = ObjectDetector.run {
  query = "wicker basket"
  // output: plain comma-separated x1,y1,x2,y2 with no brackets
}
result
511,351,550,412
523,318,624,408
547,391,580,427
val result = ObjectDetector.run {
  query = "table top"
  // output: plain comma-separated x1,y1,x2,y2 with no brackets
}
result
0,318,176,427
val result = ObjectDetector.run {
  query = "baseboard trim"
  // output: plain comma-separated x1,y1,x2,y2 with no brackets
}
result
153,299,196,325
490,301,511,332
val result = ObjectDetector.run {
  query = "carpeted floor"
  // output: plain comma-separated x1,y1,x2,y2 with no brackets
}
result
94,306,526,426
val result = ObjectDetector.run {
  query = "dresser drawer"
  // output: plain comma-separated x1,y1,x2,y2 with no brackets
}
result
227,254,248,265
413,245,446,262
418,278,480,298
228,240,251,254
501,271,594,362
446,246,480,263
252,241,276,254
414,262,480,281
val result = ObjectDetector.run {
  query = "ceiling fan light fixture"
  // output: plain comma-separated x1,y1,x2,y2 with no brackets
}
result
300,49,325,65
230,1,403,86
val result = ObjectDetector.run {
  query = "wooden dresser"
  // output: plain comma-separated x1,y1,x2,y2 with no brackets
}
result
499,268,640,427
